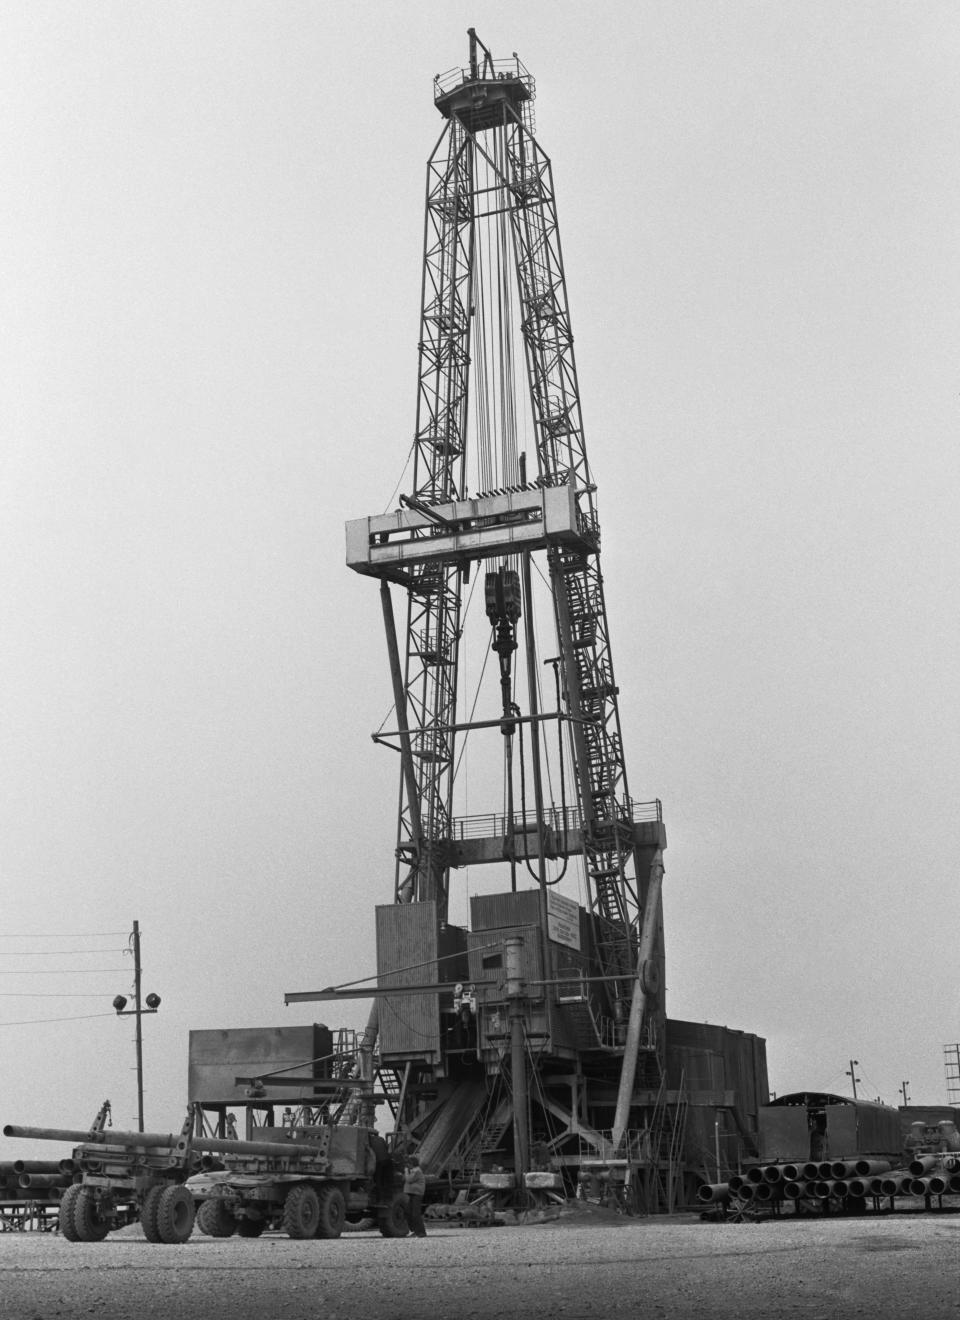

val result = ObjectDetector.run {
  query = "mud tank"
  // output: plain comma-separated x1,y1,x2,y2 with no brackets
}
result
188,1122,407,1240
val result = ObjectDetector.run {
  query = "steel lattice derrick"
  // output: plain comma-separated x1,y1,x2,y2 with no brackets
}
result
412,122,473,501
395,121,474,919
493,119,641,992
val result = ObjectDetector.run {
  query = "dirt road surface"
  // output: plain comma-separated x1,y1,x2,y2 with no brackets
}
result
1,1208,958,1320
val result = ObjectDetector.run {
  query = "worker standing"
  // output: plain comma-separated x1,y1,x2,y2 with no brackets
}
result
403,1155,427,1237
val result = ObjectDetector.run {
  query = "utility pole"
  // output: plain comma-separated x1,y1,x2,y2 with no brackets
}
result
113,920,161,1132
846,1059,861,1100
132,920,145,1130
900,1080,910,1105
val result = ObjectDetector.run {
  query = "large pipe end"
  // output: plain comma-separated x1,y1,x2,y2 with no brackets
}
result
696,1183,729,1204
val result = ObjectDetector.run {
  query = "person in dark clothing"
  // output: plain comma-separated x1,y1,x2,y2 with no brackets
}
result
403,1156,427,1237
370,1132,395,1204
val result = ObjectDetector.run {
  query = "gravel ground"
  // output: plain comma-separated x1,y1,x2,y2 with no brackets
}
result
1,1206,958,1320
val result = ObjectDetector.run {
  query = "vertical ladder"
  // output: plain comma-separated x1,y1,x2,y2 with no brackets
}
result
945,1043,960,1105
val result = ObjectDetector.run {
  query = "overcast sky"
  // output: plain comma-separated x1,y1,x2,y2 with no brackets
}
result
2,1,958,1150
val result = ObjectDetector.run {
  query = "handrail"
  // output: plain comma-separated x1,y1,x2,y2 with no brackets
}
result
450,798,662,842
434,55,532,99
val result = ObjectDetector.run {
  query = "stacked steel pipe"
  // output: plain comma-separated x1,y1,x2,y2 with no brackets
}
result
697,1153,960,1212
0,1158,77,1226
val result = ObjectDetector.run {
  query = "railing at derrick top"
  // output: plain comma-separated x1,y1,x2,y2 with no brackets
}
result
450,798,662,843
433,55,533,100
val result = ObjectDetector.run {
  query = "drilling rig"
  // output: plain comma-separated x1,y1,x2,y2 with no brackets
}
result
288,31,767,1212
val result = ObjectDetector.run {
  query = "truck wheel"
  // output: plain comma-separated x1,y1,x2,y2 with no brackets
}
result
156,1184,196,1244
58,1184,83,1241
283,1184,320,1240
140,1184,165,1242
196,1198,237,1238
377,1193,409,1238
237,1216,265,1238
315,1185,345,1239
73,1187,110,1241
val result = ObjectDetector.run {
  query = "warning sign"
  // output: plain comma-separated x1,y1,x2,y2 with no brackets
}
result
546,890,581,951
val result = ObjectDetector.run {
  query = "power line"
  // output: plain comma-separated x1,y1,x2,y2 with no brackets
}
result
0,992,117,998
0,968,129,975
0,931,128,938
0,949,124,956
0,1012,119,1028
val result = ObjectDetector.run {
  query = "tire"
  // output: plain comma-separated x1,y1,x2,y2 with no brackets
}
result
237,1216,265,1238
140,1184,165,1243
315,1185,345,1240
156,1184,196,1244
58,1184,82,1241
377,1193,409,1238
72,1187,110,1242
196,1198,237,1238
283,1184,320,1240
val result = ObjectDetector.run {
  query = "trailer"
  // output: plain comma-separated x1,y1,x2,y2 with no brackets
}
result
3,1103,202,1243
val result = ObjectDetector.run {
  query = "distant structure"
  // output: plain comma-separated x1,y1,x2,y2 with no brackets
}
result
945,1043,960,1106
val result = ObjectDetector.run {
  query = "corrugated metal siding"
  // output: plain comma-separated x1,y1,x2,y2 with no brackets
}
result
467,923,543,989
759,1108,810,1162
375,902,442,1062
761,1094,902,1161
666,1018,769,1168
666,1018,769,1118
471,889,541,932
848,1101,902,1157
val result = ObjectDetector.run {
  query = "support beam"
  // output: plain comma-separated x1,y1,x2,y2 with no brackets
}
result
610,850,664,1151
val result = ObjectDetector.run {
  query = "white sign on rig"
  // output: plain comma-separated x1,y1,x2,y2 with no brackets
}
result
546,889,581,950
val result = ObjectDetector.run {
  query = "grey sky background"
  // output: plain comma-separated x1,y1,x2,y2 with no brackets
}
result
2,1,958,1149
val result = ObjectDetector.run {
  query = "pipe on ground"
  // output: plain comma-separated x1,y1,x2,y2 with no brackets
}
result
853,1159,891,1176
909,1155,940,1176
696,1183,729,1204
831,1161,855,1179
